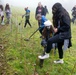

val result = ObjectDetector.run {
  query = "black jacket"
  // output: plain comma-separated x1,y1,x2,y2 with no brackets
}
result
52,3,71,39
35,6,45,17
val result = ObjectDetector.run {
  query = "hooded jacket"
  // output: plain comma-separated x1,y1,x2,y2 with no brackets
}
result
52,3,71,39
52,3,72,47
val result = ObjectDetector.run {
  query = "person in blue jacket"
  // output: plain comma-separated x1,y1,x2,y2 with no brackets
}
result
22,7,32,28
36,14,47,35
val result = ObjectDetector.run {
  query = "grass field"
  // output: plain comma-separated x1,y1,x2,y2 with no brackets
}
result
0,7,76,75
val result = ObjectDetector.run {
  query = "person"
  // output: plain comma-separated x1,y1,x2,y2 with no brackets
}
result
22,7,32,28
39,20,53,67
38,3,72,64
44,6,49,16
71,5,76,24
42,20,53,41
35,2,45,18
0,4,5,25
5,3,12,24
36,14,47,35
41,20,54,55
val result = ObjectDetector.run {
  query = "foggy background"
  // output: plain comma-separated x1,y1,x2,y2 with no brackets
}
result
0,0,76,11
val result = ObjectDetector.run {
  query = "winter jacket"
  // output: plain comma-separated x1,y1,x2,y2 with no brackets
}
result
40,15,47,28
52,3,71,39
25,9,30,20
42,26,53,41
35,6,45,17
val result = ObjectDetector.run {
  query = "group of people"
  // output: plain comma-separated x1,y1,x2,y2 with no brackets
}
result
0,2,72,64
22,2,72,64
0,3,11,25
22,2,49,28
35,2,72,64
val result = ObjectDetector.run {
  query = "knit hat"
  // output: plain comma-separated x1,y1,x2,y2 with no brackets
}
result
44,20,52,26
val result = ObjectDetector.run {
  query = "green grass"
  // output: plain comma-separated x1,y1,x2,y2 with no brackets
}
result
0,7,76,75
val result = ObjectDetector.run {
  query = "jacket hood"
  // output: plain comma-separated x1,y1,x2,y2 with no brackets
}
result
52,3,62,11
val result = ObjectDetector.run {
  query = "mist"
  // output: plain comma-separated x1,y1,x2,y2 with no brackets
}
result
1,0,76,11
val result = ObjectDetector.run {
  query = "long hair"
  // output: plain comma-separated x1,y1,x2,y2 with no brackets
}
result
0,5,3,11
52,3,70,27
5,4,10,11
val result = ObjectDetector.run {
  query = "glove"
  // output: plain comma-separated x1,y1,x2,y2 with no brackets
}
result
22,15,24,18
41,39,47,47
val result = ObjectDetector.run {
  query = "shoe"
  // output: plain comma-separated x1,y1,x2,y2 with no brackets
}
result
54,59,64,64
1,22,5,25
24,25,26,28
38,53,49,59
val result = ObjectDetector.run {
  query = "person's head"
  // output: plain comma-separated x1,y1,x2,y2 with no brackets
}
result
36,14,42,21
44,20,52,29
5,3,10,10
44,6,47,8
6,3,9,6
52,3,62,14
38,2,42,8
0,4,3,11
25,7,28,11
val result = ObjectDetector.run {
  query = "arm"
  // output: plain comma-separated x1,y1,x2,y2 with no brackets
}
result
35,7,38,19
57,15,70,32
22,13,29,18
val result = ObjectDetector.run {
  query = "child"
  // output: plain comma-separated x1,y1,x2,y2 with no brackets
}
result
39,20,54,67
22,7,32,28
36,14,47,35
0,4,5,25
5,3,12,24
41,20,54,54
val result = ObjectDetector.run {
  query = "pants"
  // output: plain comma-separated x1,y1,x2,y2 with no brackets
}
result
46,34,64,59
0,16,4,23
6,13,11,24
24,19,32,27
71,16,76,24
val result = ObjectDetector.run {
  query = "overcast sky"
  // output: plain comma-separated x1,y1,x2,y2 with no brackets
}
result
1,0,76,10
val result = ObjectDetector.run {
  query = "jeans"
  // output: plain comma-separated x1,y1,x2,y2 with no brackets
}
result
24,19,32,27
46,34,64,59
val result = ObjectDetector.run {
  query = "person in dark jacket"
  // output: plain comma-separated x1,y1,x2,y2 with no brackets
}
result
35,2,45,18
44,6,49,16
0,4,5,25
35,2,45,30
38,3,72,64
22,7,32,28
71,5,76,24
5,3,12,24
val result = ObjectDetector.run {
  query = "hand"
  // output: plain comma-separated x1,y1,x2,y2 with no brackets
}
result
54,28,58,33
22,15,24,18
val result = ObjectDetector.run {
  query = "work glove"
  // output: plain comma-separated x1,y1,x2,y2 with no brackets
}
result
41,39,47,47
22,15,24,18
